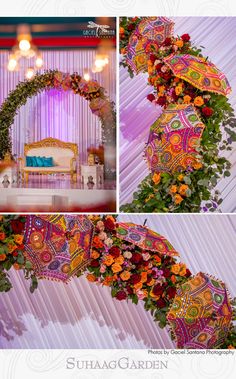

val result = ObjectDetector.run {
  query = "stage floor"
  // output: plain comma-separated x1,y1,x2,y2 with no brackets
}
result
0,177,116,212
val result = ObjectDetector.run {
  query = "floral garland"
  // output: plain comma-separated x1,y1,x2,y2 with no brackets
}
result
0,70,116,159
120,17,236,213
0,214,235,348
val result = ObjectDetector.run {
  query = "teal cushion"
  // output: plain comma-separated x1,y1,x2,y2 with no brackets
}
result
31,156,37,167
35,156,44,167
43,157,53,167
26,156,32,167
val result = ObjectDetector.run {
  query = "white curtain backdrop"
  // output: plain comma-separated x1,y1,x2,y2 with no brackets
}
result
0,49,116,162
0,214,235,349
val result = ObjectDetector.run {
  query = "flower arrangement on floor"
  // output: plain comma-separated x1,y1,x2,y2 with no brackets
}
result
0,70,116,159
0,214,235,348
120,17,236,213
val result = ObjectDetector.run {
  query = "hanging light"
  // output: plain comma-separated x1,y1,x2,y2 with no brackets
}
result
7,55,18,71
19,39,31,52
83,69,90,81
25,67,35,80
35,55,44,68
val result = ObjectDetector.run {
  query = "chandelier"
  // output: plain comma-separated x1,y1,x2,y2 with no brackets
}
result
7,24,43,79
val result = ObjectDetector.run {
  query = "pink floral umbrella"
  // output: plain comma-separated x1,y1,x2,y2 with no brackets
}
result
23,215,94,282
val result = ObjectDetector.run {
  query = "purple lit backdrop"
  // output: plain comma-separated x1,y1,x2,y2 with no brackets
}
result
0,214,235,348
0,49,116,163
120,17,236,212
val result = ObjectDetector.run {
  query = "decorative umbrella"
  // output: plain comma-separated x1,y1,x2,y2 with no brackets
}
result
167,272,233,349
23,215,94,282
126,17,174,74
116,222,179,257
164,54,231,96
145,104,205,173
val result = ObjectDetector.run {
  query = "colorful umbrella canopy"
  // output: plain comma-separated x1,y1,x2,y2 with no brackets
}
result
167,272,233,349
116,222,179,257
126,17,174,74
145,104,205,173
23,215,94,282
164,53,231,96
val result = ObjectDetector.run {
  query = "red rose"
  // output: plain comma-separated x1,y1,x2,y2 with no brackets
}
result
130,252,143,264
11,219,25,234
185,268,192,277
201,107,214,117
152,284,164,296
166,286,176,299
155,63,163,72
109,246,120,258
116,291,127,301
104,218,115,231
13,251,18,257
90,259,100,267
129,273,141,284
156,298,167,308
162,37,172,46
160,72,172,81
181,33,190,42
149,54,157,63
126,285,133,295
127,23,135,31
156,96,167,106
162,268,171,278
147,93,155,102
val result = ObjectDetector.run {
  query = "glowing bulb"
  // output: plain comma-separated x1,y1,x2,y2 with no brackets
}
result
104,57,109,64
25,68,35,80
83,71,90,81
95,59,105,69
7,57,18,71
19,39,31,52
35,56,43,68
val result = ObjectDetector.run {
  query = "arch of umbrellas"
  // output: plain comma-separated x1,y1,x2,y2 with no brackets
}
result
120,17,236,213
0,214,235,349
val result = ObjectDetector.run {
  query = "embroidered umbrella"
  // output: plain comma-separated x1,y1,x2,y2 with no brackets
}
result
126,17,174,74
145,104,205,173
164,54,231,96
116,222,179,257
23,215,94,282
167,272,233,349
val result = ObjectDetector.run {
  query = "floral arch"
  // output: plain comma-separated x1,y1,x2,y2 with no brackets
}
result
0,70,116,159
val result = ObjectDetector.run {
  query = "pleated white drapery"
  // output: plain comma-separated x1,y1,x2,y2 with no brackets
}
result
0,49,116,163
0,214,235,349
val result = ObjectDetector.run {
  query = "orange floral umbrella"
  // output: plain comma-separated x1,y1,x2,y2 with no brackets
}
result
164,54,231,96
116,222,179,257
23,215,94,282
126,17,174,74
145,104,205,173
167,272,233,349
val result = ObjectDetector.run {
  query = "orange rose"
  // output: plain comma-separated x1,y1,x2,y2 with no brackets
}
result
228,345,235,349
150,289,160,300
183,95,191,104
170,185,177,194
103,276,113,286
141,271,148,283
14,234,24,245
115,255,124,265
13,263,20,270
120,48,126,55
134,282,143,290
91,250,100,259
175,39,184,48
174,194,184,205
178,174,184,181
192,161,203,170
92,236,103,249
171,264,180,275
103,255,114,266
147,278,155,286
153,255,161,263
0,253,6,261
120,270,131,281
7,242,18,253
152,172,161,185
119,27,125,34
171,275,177,284
86,273,97,282
178,184,189,196
179,263,187,276
111,263,122,273
175,85,183,95
194,96,204,107
0,232,6,241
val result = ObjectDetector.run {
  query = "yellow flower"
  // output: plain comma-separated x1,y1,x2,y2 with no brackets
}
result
120,270,131,281
158,85,165,95
178,184,189,196
179,264,187,277
171,264,180,275
134,282,143,290
178,174,184,181
194,96,204,107
170,185,178,194
174,194,184,205
7,242,18,253
14,234,24,245
145,194,155,203
175,85,183,95
111,263,123,273
192,161,203,170
152,172,161,185
147,278,155,286
175,39,184,48
183,95,191,104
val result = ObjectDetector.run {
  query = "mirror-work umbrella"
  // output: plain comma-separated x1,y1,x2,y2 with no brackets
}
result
164,54,231,96
23,215,94,282
167,272,233,349
126,17,174,74
145,104,205,173
116,222,179,257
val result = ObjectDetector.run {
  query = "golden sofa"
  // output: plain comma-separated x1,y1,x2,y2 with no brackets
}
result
18,137,78,183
